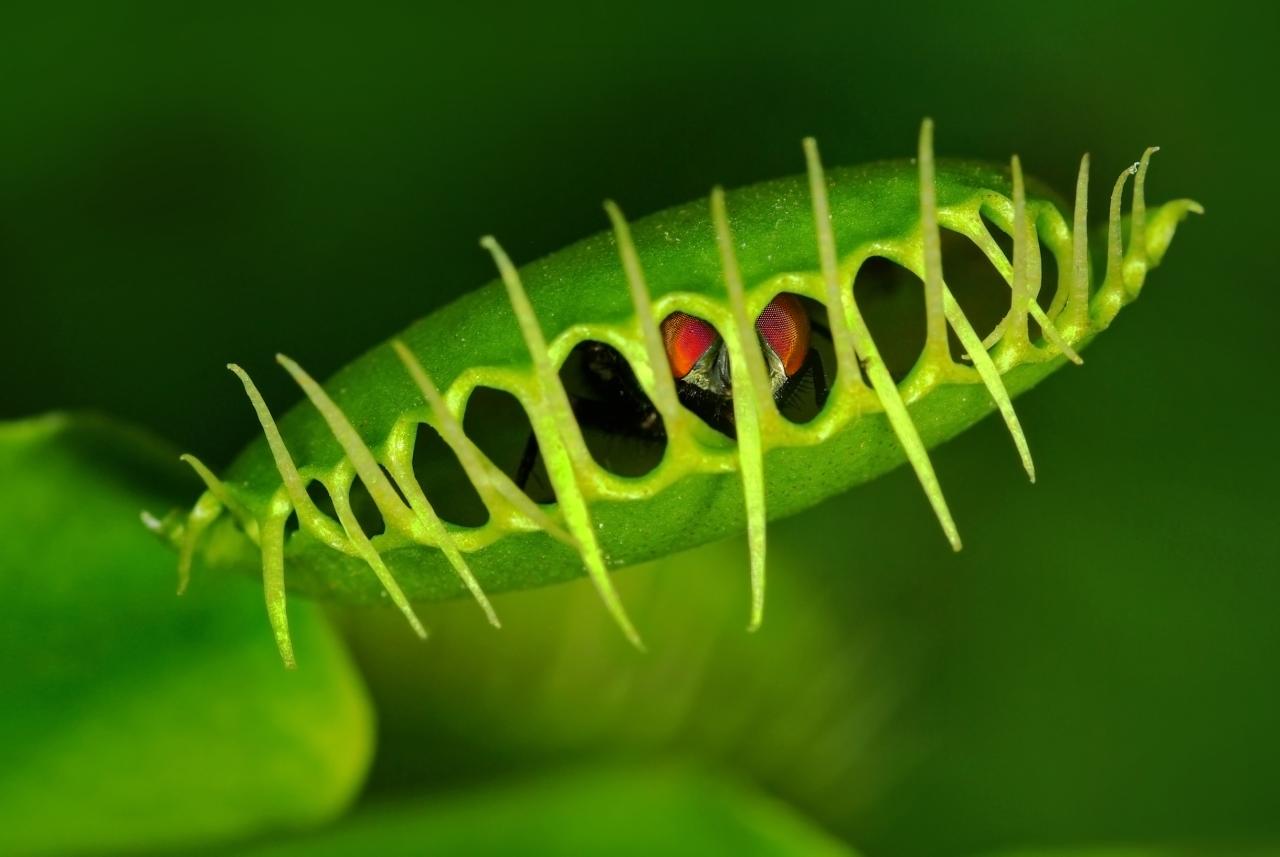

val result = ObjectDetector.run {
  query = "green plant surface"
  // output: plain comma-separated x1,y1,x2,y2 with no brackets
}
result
215,765,855,857
0,414,373,857
1,5,1274,857
164,139,1196,663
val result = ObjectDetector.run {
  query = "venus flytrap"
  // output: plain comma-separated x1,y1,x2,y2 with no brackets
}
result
150,121,1200,666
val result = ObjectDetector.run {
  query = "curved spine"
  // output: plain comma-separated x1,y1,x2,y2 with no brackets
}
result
918,120,1035,482
481,236,644,650
711,186,772,631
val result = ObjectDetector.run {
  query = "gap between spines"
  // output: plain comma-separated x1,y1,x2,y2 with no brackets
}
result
390,340,572,546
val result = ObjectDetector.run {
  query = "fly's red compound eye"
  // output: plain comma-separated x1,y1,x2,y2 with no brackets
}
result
661,312,719,378
755,293,810,377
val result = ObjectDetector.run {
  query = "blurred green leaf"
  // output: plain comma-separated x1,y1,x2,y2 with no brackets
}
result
0,414,374,857
219,765,855,857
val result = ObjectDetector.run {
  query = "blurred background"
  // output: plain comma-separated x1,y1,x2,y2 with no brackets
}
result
2,2,1277,855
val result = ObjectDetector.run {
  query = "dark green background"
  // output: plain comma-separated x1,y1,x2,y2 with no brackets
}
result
2,3,1276,856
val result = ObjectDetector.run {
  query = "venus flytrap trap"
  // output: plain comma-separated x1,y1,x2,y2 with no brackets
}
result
149,120,1200,666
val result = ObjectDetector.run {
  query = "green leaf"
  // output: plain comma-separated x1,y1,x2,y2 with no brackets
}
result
216,765,856,857
0,414,374,857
